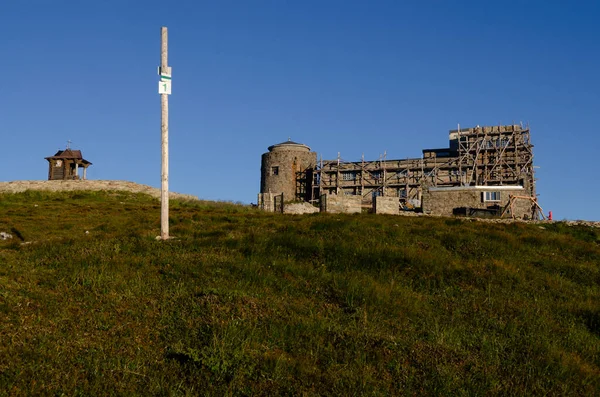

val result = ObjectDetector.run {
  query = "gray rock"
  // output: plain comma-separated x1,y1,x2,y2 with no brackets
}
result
284,202,320,215
0,231,13,240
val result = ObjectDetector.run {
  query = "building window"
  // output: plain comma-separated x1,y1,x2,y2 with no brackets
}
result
398,188,407,198
371,171,382,179
483,191,501,202
271,166,279,176
341,171,356,181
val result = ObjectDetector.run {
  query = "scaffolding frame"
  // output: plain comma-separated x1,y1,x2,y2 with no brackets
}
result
500,194,546,220
309,124,536,209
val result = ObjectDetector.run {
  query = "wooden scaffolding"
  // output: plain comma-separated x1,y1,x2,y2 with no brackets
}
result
309,124,536,209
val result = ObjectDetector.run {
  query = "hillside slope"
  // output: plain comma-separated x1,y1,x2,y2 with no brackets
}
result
0,180,198,200
0,191,599,395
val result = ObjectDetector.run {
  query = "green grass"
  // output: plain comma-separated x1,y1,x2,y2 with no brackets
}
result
1,190,599,395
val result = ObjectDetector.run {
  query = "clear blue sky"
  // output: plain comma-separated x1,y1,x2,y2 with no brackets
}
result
2,1,599,220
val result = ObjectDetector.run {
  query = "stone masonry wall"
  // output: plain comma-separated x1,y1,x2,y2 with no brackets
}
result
374,196,400,215
257,193,275,212
320,194,362,214
260,150,317,201
422,187,531,218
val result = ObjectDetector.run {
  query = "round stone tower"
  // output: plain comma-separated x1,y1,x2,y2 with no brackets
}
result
260,139,317,201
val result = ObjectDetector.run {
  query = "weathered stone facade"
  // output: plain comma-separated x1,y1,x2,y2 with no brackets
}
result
320,194,362,214
422,186,533,218
260,140,317,202
374,196,400,215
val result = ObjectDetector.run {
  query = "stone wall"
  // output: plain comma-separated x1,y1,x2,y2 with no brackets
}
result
0,180,197,201
257,193,275,212
320,194,362,214
374,196,399,215
260,147,317,201
422,186,532,218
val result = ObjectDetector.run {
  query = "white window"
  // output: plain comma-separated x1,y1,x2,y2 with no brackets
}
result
483,191,501,202
341,171,356,181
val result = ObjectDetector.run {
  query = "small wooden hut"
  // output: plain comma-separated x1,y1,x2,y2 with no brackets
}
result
45,148,92,180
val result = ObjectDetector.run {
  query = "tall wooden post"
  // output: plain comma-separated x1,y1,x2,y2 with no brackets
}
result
160,27,170,240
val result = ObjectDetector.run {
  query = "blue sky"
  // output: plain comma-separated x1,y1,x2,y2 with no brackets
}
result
2,1,599,220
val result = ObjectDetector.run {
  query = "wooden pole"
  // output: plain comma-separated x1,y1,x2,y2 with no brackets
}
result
160,27,169,240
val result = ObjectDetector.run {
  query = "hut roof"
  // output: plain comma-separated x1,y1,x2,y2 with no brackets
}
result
45,149,92,165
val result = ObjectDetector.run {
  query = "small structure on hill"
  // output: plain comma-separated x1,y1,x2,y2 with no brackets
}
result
45,145,92,180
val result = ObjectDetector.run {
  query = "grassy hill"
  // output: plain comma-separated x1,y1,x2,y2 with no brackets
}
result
1,191,599,395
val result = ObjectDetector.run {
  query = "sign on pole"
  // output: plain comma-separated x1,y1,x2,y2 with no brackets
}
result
158,80,172,95
158,66,172,95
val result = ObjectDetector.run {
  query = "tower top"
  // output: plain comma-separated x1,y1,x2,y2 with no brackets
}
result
267,139,311,152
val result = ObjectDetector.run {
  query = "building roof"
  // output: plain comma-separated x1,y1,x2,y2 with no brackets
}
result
45,149,92,165
47,149,82,159
268,138,311,152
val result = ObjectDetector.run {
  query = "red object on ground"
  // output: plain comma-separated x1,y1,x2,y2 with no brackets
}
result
548,211,553,220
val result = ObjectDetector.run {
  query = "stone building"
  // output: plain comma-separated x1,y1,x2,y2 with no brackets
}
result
45,148,92,180
258,139,317,211
259,124,543,219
